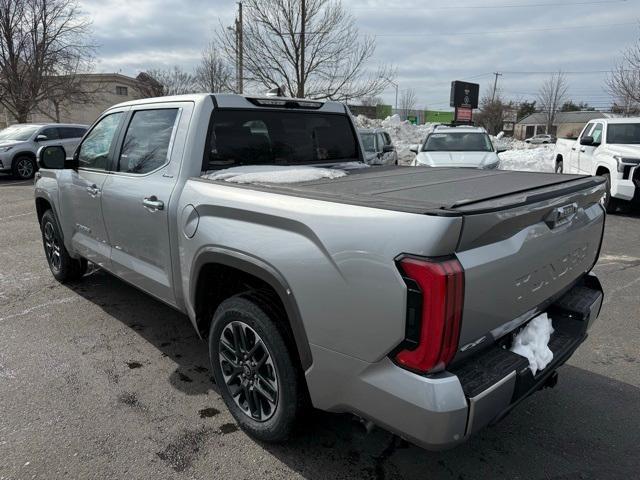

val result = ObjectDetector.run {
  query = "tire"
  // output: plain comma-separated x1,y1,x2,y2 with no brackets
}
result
12,155,36,180
209,293,305,443
600,173,619,214
40,210,87,282
555,160,563,174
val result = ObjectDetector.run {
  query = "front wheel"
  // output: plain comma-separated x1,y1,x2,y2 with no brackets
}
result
12,156,36,180
600,173,619,214
41,210,87,282
209,294,305,442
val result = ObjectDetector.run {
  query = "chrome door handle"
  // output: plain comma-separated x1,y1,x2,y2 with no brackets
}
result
580,148,586,152
86,184,100,196
571,147,577,151
143,196,164,211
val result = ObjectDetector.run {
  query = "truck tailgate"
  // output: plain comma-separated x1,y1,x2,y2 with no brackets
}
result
452,177,606,361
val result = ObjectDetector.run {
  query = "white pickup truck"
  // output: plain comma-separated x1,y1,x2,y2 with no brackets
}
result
553,117,640,212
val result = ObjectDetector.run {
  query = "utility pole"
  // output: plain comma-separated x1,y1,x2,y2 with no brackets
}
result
299,0,305,98
491,72,502,103
237,2,243,94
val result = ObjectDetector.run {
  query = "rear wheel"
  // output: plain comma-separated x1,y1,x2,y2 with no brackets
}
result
12,156,36,180
600,173,619,214
41,210,87,282
209,294,305,442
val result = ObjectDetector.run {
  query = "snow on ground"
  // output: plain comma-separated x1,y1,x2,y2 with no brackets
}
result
202,165,347,184
355,114,556,172
498,145,555,172
510,313,555,374
355,114,435,164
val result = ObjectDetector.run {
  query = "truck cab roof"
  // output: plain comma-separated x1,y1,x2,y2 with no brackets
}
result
110,93,347,114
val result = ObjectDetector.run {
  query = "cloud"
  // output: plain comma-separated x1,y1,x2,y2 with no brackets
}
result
79,0,638,110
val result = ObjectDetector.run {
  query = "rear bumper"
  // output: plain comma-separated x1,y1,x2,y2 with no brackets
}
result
306,275,603,450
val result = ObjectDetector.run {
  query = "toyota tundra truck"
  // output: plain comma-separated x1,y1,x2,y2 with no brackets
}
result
34,93,605,450
553,117,640,212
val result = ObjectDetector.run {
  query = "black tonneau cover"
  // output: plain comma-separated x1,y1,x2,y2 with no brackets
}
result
213,166,603,216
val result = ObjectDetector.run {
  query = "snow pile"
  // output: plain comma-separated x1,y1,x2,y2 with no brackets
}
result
510,313,555,374
202,165,347,184
355,114,435,164
498,145,555,172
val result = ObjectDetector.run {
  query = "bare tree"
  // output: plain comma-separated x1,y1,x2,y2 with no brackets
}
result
358,95,384,107
0,0,94,123
537,72,569,133
217,0,394,100
195,40,233,93
398,88,417,120
606,37,640,115
136,66,197,97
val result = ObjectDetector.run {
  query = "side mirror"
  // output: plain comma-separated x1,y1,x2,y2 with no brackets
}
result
409,144,419,154
37,145,70,170
382,144,395,153
35,134,48,142
580,136,594,146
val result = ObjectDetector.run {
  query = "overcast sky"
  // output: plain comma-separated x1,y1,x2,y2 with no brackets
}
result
82,0,639,111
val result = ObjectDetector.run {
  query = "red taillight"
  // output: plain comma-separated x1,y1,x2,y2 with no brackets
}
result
395,256,465,374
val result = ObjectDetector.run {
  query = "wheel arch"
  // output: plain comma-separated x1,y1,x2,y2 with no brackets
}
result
190,249,313,371
11,150,37,166
595,164,610,176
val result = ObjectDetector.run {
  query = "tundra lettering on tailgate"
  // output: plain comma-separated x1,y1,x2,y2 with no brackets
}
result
515,245,588,300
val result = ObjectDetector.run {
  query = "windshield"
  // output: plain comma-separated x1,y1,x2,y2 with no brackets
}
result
205,110,359,168
0,125,39,142
607,123,640,144
360,133,376,152
423,132,493,152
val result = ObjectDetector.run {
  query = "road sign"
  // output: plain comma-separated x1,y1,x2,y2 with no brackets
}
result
450,81,480,109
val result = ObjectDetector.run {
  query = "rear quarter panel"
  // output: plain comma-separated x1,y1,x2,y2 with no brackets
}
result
177,179,463,363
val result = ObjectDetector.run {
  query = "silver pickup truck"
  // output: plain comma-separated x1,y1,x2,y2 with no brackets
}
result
34,94,605,450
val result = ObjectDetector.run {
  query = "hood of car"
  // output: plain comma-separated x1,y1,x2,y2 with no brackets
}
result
414,151,499,168
605,144,640,158
0,140,26,148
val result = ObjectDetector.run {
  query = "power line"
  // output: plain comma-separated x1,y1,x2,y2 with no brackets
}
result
354,0,630,10
373,21,637,37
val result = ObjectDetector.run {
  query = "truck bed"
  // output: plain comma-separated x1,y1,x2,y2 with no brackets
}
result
199,166,603,216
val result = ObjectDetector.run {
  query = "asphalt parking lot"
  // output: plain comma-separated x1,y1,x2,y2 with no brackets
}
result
1,174,639,480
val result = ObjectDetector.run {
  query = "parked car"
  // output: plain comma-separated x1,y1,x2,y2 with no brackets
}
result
0,123,88,179
35,93,605,451
410,125,503,169
358,128,398,165
525,134,556,144
553,117,640,212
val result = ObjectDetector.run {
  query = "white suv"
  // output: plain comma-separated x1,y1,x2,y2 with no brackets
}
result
410,125,502,169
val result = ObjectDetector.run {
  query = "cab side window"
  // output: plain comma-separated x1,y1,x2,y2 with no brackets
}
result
78,112,123,171
40,127,60,140
118,109,179,174
590,124,603,145
580,123,594,141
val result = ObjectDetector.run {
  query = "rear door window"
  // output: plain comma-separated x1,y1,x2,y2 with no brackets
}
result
205,110,359,169
59,127,87,139
117,108,179,174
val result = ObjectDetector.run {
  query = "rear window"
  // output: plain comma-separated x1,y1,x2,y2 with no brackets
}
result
204,110,359,169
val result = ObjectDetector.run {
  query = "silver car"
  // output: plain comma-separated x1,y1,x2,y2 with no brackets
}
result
0,123,87,179
525,134,556,144
359,128,398,165
411,125,502,169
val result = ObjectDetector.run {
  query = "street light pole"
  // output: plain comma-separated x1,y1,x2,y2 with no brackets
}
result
384,77,398,111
